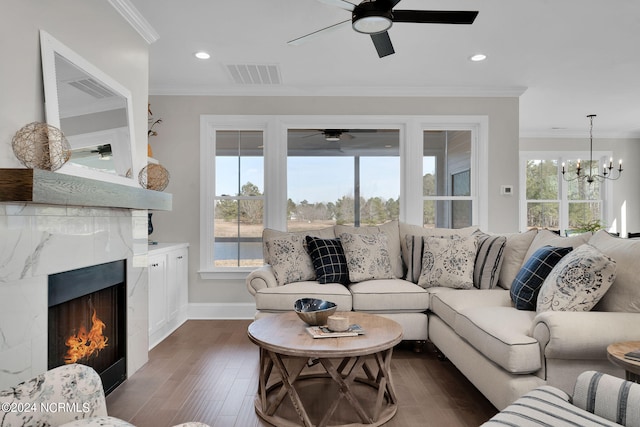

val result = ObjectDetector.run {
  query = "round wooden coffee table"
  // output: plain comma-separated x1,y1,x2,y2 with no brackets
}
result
248,311,403,427
607,341,640,382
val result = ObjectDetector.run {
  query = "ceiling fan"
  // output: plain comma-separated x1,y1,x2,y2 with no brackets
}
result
289,0,478,58
302,129,381,141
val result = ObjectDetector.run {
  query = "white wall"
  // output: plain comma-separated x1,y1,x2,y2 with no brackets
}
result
0,1,149,175
146,95,520,308
521,137,640,235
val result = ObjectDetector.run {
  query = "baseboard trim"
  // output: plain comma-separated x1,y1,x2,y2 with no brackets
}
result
187,302,256,320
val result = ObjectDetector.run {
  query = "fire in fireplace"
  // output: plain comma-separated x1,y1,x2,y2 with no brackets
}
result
48,260,127,394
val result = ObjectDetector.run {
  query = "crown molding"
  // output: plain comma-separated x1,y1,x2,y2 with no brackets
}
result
108,0,159,44
148,85,527,98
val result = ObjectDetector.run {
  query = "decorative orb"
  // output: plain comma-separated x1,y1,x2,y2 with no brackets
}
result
294,298,337,326
11,122,71,171
139,163,170,191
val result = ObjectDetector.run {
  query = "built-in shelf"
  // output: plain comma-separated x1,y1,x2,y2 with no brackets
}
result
0,168,172,210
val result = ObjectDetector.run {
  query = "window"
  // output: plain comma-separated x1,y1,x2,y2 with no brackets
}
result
213,131,264,268
287,129,400,230
423,130,474,228
520,153,610,235
200,115,487,276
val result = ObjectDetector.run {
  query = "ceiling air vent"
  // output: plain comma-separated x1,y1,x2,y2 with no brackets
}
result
225,64,281,85
68,78,117,99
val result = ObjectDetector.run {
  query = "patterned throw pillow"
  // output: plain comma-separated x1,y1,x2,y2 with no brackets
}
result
339,232,395,283
473,233,507,289
305,236,349,285
537,244,617,312
510,245,572,310
264,234,315,286
417,236,477,289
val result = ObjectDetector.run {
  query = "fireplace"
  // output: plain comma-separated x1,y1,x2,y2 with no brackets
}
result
48,260,127,395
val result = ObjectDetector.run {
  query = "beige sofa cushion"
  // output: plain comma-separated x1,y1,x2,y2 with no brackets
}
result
255,281,352,312
348,279,430,312
524,229,592,261
589,230,640,312
335,221,404,279
430,288,512,329
455,306,541,374
498,229,538,290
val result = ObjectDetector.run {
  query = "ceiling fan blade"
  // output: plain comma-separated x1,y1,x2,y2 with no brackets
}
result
288,19,351,45
392,10,478,25
371,31,395,58
316,0,356,12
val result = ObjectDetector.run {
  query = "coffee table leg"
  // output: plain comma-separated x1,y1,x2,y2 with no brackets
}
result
319,357,373,426
258,348,274,410
265,350,314,427
373,348,397,419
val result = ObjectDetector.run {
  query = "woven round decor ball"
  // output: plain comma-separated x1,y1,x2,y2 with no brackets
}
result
11,122,71,171
139,163,170,191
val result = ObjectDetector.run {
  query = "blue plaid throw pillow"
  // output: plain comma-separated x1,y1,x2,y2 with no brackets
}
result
305,236,350,285
510,245,572,310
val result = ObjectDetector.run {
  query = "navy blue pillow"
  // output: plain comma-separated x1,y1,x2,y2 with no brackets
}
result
510,245,573,310
305,236,350,285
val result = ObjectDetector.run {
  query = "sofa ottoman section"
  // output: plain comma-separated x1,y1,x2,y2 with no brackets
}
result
455,306,540,374
255,281,353,312
348,279,430,312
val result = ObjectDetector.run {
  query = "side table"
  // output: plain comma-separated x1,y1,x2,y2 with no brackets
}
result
606,341,640,383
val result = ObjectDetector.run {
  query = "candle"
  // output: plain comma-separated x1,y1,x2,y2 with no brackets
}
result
561,162,565,173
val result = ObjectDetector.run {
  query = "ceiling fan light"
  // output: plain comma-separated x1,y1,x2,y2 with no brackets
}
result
352,5,393,34
353,16,392,34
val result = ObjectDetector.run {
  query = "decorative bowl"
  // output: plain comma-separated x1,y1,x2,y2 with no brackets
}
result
293,298,337,326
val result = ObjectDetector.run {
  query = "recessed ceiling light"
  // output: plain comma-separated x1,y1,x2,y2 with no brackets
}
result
470,54,487,62
195,51,210,60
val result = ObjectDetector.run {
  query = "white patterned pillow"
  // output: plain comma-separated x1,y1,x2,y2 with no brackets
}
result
537,244,617,312
418,236,477,289
264,234,315,286
339,232,395,282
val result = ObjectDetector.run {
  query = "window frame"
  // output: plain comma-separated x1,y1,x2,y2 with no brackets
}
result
519,150,614,234
200,115,488,279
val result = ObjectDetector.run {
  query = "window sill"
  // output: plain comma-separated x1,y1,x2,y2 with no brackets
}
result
198,268,256,280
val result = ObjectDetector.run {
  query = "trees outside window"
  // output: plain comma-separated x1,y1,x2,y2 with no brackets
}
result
521,154,608,235
200,115,486,274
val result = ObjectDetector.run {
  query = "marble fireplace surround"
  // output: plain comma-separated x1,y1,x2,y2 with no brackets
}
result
0,202,151,390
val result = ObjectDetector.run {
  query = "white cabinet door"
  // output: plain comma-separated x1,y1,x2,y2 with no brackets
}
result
148,243,189,349
167,247,188,321
148,253,167,335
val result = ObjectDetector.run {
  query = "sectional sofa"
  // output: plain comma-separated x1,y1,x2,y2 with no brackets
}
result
246,221,640,410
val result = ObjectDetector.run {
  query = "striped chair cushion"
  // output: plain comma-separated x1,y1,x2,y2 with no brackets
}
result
483,372,640,427
482,385,620,426
573,371,640,427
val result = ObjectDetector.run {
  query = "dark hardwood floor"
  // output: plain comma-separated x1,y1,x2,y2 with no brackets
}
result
107,320,497,427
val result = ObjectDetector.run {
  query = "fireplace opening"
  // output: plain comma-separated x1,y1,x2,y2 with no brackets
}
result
48,260,126,395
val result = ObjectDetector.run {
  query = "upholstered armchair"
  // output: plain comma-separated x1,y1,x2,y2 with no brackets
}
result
483,371,640,426
0,364,209,427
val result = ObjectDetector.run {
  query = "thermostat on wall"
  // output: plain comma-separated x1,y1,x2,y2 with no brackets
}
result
501,185,514,195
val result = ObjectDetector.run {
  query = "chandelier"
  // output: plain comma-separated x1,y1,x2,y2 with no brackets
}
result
561,114,623,184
